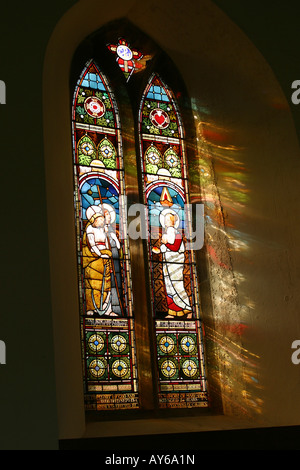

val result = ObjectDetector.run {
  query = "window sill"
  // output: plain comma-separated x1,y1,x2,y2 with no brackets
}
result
82,410,259,439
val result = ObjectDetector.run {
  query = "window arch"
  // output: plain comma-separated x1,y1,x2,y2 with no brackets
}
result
71,24,209,414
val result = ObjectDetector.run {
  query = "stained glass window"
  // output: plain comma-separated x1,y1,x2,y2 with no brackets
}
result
71,30,209,414
72,60,139,410
139,74,208,408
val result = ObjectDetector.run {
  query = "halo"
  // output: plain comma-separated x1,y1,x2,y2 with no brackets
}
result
159,208,180,229
101,203,116,224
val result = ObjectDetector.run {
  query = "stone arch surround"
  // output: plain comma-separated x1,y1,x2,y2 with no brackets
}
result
43,0,300,440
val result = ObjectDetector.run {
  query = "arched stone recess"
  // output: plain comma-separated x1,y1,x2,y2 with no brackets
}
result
43,0,300,439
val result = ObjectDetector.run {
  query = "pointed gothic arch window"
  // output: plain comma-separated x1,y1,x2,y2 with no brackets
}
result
71,26,209,414
139,74,207,408
72,60,139,411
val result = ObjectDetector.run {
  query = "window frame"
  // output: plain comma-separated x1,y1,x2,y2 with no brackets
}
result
70,24,210,418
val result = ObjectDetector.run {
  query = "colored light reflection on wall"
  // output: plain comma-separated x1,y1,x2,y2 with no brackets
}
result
188,98,262,418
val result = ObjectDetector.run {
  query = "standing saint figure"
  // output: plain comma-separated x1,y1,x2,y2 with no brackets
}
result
82,204,120,316
103,203,123,316
154,209,192,319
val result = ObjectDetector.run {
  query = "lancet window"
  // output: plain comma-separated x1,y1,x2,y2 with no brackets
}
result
71,33,208,412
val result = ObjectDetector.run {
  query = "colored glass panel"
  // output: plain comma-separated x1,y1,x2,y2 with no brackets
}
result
107,38,143,82
72,60,139,410
141,76,180,139
139,74,208,408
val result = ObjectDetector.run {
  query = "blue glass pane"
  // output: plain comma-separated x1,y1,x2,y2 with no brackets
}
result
81,72,106,91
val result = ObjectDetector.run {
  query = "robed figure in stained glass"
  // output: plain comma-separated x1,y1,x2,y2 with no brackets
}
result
83,204,121,316
104,203,123,316
155,209,192,319
72,59,139,410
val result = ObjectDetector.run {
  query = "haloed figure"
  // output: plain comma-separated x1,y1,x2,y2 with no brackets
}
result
83,204,121,317
103,204,123,316
156,209,192,319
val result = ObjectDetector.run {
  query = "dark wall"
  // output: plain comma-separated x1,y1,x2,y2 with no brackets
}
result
213,0,300,144
0,0,76,450
0,0,299,450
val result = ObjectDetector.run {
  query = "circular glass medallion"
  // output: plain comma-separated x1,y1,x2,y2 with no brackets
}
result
84,96,105,118
158,335,175,354
160,359,177,378
111,359,130,378
165,151,178,168
180,335,196,354
89,358,106,378
88,334,105,353
150,108,170,129
147,149,160,165
181,359,198,378
110,335,127,353
117,45,133,60
99,144,113,159
80,141,95,156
